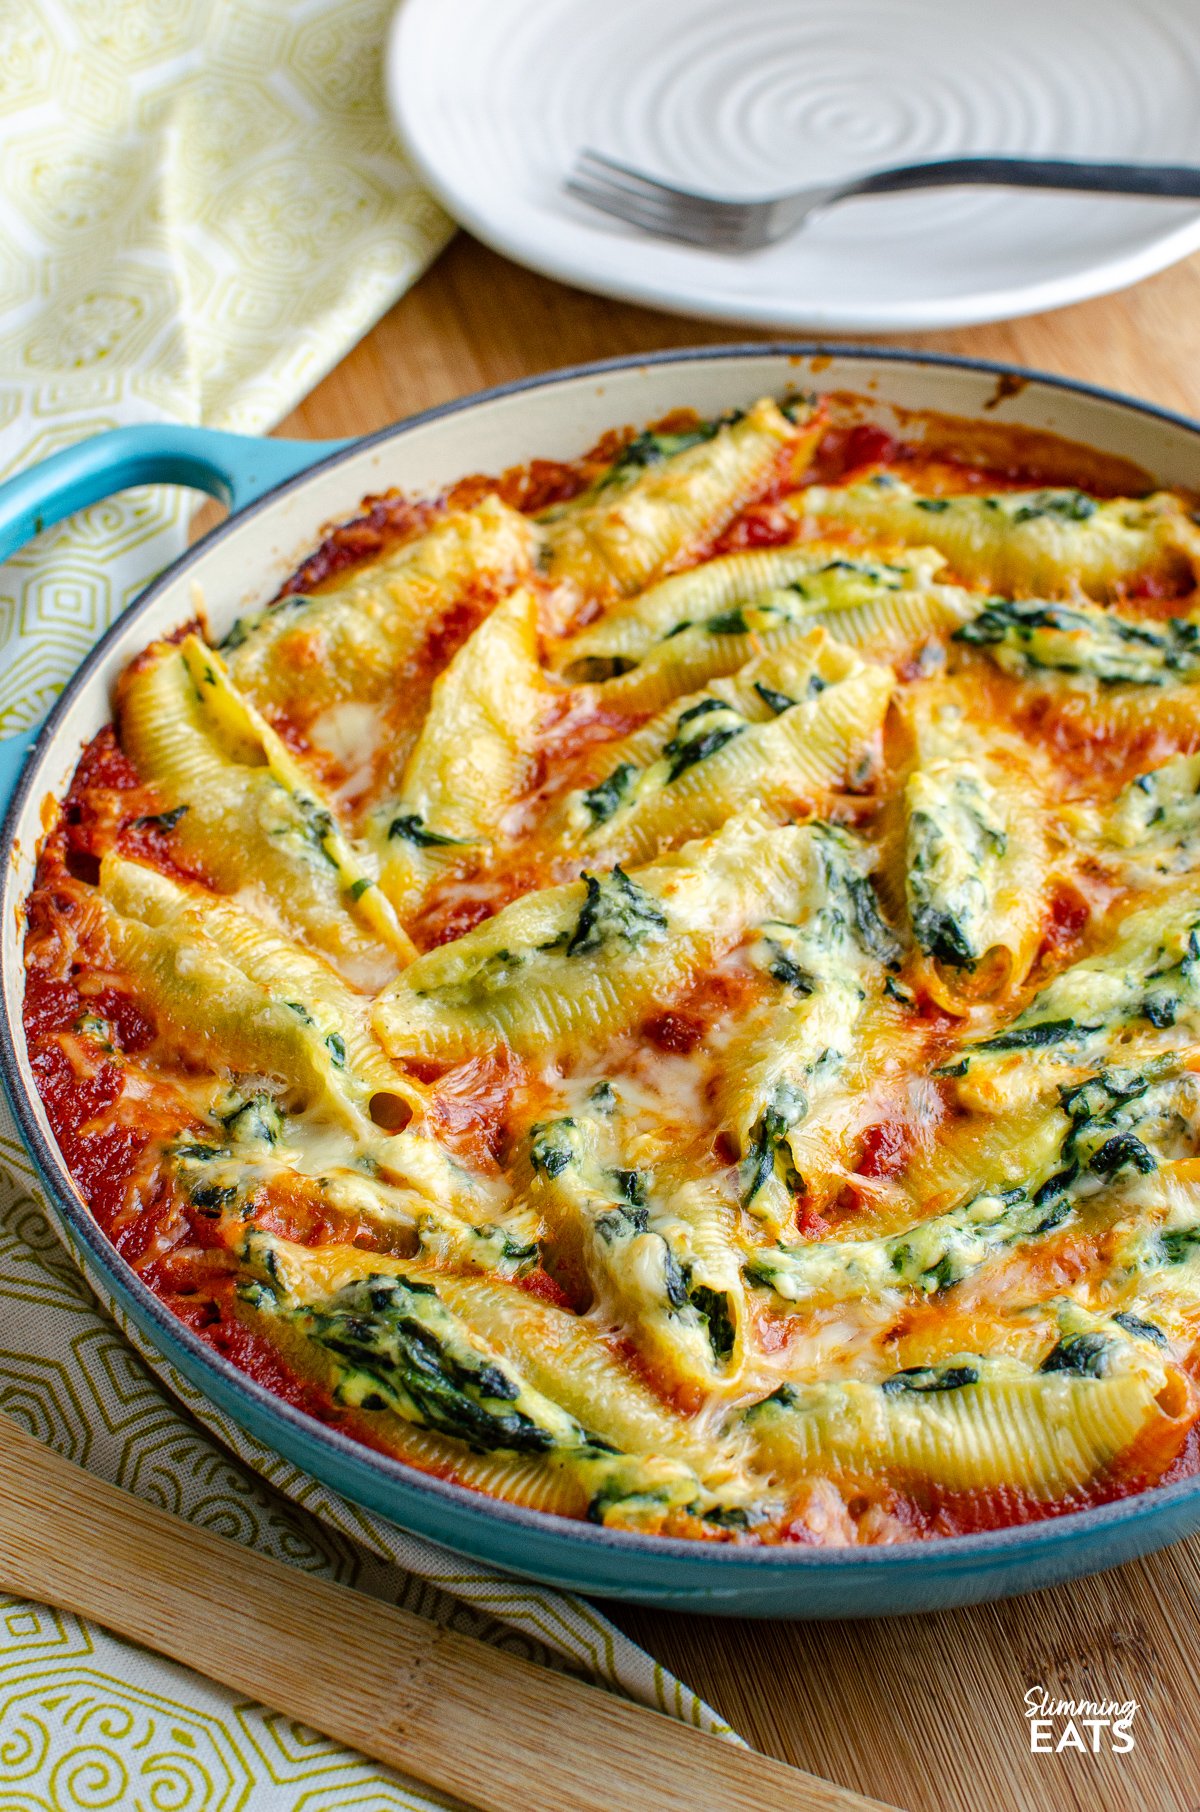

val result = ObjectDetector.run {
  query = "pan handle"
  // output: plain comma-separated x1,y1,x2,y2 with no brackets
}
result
0,726,37,816
0,422,353,567
0,423,353,811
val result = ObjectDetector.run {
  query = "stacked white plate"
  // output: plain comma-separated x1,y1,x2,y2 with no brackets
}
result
388,0,1200,332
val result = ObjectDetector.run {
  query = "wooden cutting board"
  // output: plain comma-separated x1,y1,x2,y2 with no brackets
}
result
274,234,1200,1812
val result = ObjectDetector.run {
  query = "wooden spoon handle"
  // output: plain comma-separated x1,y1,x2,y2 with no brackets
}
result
0,1417,892,1812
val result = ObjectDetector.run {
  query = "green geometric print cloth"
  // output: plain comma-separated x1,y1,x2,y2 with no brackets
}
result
0,6,737,1806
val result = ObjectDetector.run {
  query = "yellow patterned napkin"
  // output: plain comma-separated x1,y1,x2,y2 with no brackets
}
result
0,0,453,735
0,6,734,1805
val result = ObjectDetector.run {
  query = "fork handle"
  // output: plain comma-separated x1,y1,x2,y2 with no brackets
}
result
841,156,1200,201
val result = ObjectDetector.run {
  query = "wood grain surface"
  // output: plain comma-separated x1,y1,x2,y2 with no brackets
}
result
271,234,1200,1812
1,1416,901,1812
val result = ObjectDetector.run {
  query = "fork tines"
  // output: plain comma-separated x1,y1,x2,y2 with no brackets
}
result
565,148,757,250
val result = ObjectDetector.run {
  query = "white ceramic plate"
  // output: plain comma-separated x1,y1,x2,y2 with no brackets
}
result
387,0,1200,333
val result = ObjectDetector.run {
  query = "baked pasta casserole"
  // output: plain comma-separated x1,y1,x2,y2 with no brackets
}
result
24,393,1200,1545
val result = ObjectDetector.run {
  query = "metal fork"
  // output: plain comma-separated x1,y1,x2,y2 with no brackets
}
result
566,149,1200,252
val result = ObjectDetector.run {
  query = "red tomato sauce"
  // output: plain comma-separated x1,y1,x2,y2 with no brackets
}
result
1035,881,1091,968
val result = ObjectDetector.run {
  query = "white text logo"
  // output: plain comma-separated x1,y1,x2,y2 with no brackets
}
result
1024,1686,1137,1754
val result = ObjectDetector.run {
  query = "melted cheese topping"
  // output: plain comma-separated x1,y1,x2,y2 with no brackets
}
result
23,395,1200,1545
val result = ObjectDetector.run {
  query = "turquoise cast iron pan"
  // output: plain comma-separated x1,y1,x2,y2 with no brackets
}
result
5,346,1200,1616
